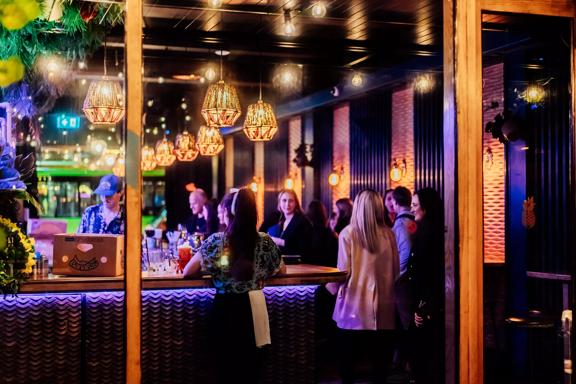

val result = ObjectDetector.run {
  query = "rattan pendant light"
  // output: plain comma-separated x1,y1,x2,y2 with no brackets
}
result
82,38,125,125
141,145,157,171
243,63,278,141
173,130,199,161
200,51,241,127
196,125,224,156
154,136,176,166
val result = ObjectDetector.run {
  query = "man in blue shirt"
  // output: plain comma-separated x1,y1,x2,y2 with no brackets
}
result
78,174,124,234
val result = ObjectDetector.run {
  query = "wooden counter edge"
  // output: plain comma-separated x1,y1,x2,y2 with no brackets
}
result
20,265,347,293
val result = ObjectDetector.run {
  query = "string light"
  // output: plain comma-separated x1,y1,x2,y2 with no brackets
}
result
283,9,295,36
311,1,327,18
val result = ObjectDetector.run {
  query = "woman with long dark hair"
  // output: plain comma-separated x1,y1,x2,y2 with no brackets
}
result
383,189,396,228
406,187,444,384
267,189,312,258
183,188,286,383
334,197,353,234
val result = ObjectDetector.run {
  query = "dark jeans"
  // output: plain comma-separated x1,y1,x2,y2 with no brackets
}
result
337,328,394,384
210,292,264,384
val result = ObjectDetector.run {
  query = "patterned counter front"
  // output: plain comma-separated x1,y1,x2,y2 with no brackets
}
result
0,286,319,384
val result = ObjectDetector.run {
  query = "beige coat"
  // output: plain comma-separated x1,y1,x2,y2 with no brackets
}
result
331,225,399,330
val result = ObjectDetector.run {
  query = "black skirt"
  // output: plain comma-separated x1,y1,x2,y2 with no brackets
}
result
210,292,263,384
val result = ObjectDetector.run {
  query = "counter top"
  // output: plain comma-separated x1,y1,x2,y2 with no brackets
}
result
20,264,346,293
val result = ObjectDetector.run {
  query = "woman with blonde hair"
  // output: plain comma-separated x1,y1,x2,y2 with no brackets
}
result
329,189,399,384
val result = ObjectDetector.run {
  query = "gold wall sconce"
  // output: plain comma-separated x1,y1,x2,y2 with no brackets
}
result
328,166,344,187
249,176,261,193
284,173,295,189
390,158,407,182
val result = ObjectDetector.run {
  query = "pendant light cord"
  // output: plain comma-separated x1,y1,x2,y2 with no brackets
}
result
258,28,262,100
103,33,108,77
219,11,224,80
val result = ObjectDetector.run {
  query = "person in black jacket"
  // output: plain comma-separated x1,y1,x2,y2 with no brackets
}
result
406,187,444,384
306,200,338,266
267,189,312,259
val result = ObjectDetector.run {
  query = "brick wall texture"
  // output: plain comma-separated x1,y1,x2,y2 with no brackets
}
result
391,86,415,192
483,63,506,264
288,116,303,203
332,103,351,210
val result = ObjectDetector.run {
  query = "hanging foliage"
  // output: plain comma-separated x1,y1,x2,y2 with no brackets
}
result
0,0,41,31
0,0,124,114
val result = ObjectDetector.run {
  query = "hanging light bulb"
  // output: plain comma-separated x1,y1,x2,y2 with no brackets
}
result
83,40,125,125
205,66,217,82
283,9,295,36
197,125,224,156
413,73,434,93
154,136,176,166
351,72,365,88
208,0,222,8
311,1,327,18
174,130,199,161
141,145,157,171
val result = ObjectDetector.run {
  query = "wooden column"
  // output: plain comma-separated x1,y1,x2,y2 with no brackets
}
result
124,0,143,383
254,142,264,228
454,0,483,383
442,0,456,383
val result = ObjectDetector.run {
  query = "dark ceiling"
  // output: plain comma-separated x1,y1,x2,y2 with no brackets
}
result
98,0,444,93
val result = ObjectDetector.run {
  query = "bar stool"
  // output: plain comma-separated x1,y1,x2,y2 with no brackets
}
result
505,310,558,383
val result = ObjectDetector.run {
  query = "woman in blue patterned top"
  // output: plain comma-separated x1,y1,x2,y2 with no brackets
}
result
78,174,124,234
183,188,285,383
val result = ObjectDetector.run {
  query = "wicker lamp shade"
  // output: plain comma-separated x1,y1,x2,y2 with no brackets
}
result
141,145,157,171
243,99,278,141
201,80,241,127
174,131,199,161
82,79,125,125
197,125,224,156
154,137,176,166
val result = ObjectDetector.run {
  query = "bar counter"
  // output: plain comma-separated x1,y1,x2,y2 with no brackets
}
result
21,264,346,293
1,264,345,384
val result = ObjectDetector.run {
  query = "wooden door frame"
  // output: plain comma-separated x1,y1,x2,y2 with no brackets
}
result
125,0,143,383
448,1,576,384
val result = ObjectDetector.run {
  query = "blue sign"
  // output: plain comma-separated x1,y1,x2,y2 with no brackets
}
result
56,114,80,130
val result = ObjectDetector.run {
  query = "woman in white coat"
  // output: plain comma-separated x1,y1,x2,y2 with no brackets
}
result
329,189,399,384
